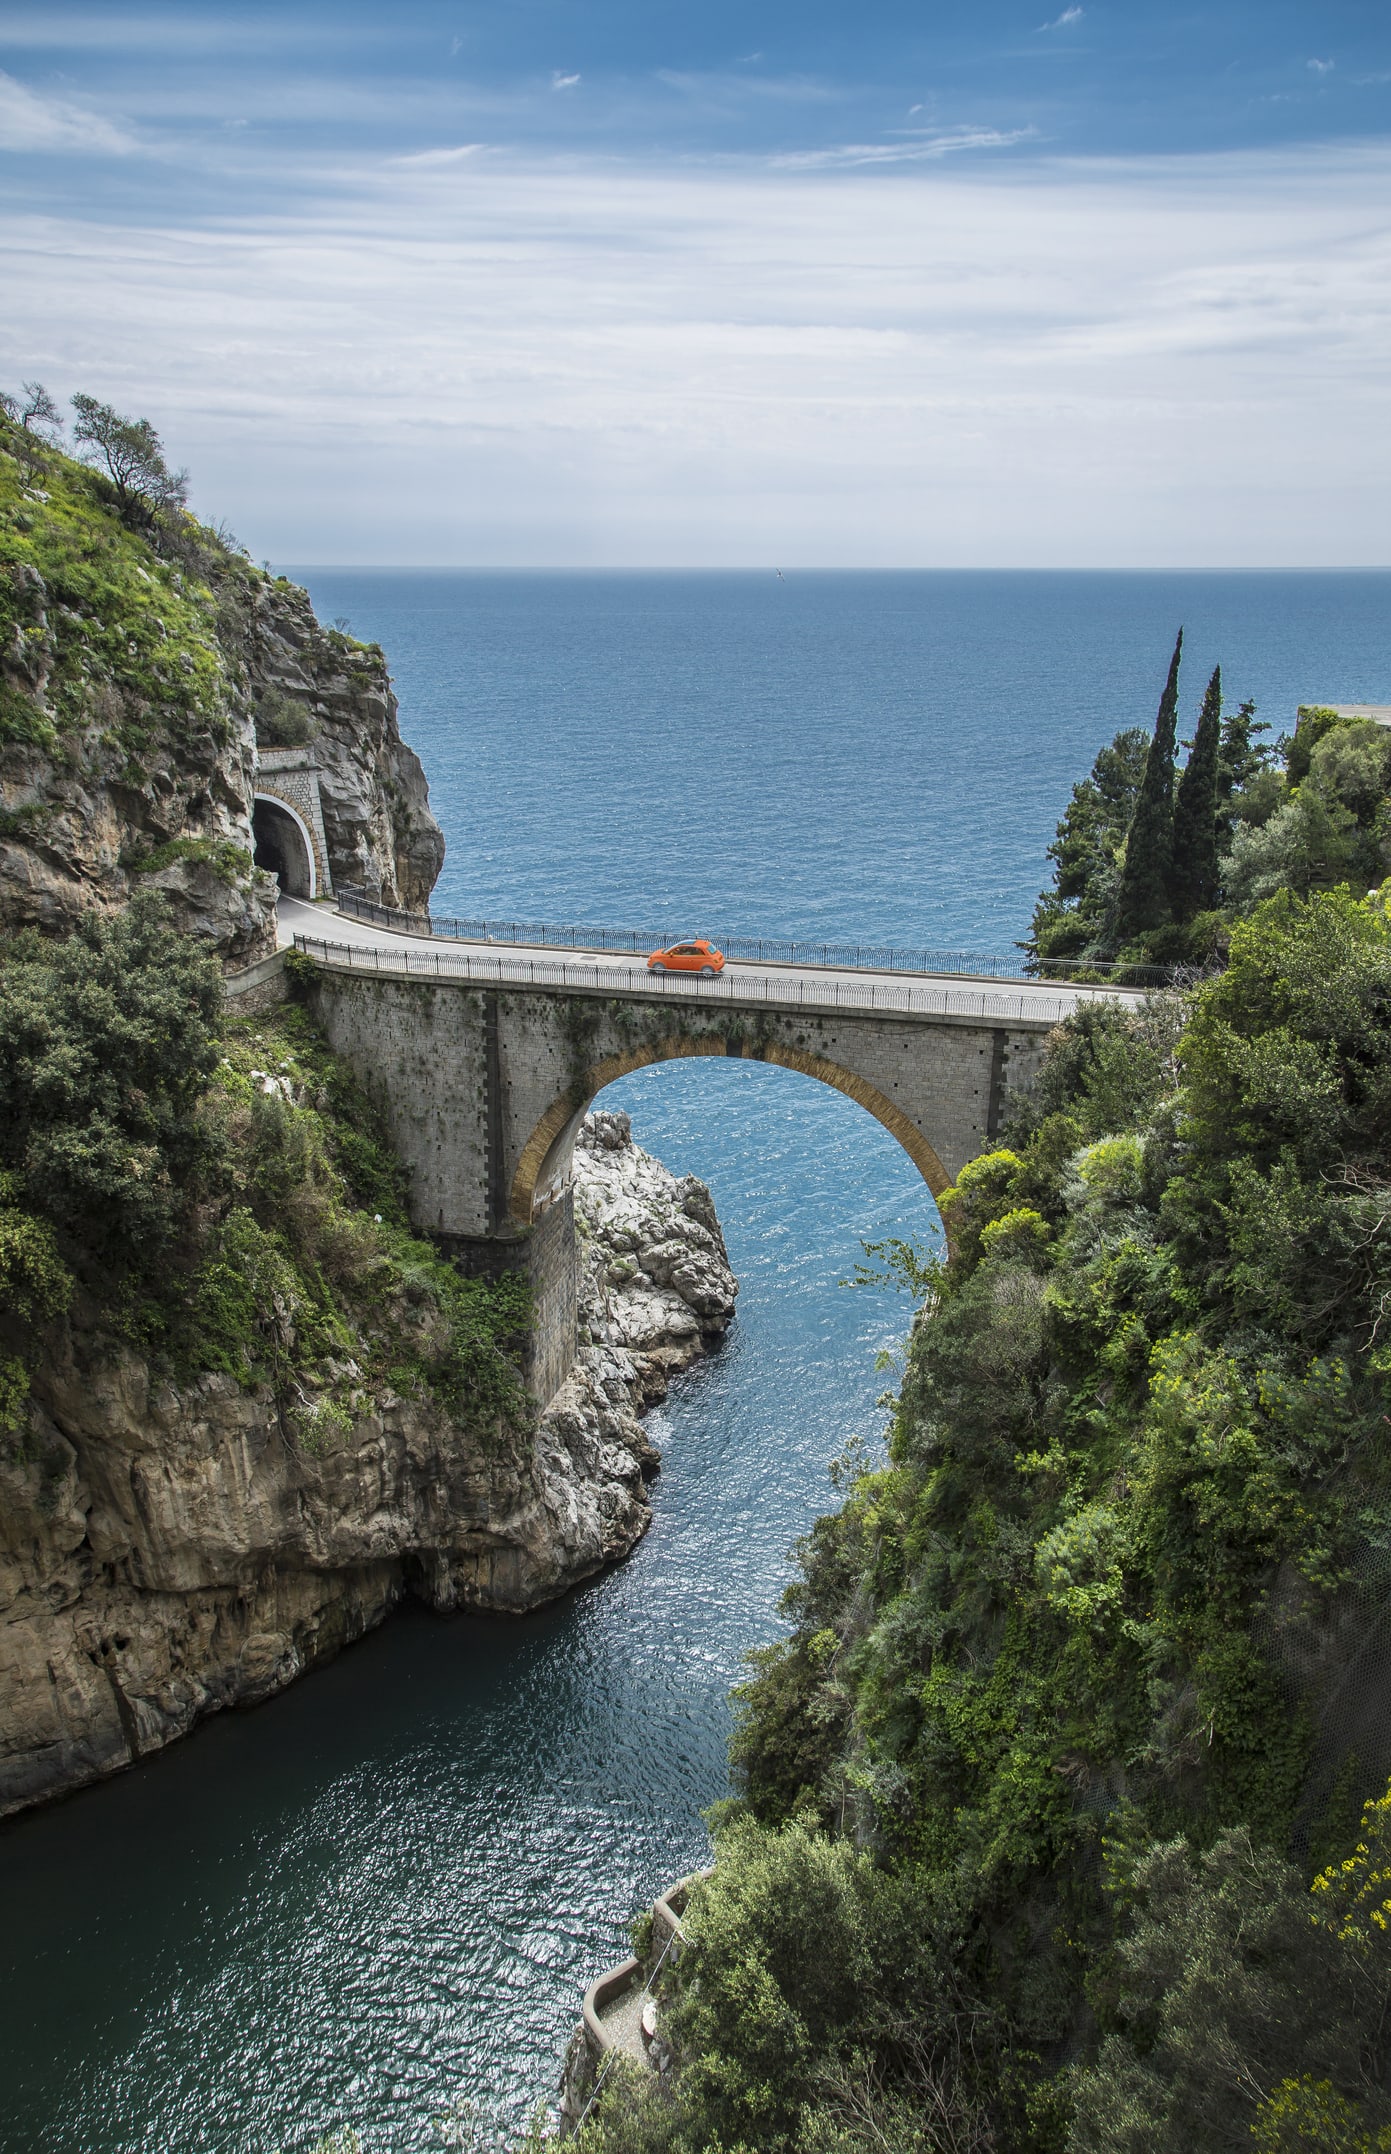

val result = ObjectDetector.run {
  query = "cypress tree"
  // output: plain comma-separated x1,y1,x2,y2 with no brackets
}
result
1113,628,1182,945
1170,663,1222,919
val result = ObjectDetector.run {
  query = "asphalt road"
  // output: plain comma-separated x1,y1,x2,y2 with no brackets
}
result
277,897,1142,1026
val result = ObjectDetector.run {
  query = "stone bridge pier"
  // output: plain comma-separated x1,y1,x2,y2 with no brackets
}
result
298,964,1058,1406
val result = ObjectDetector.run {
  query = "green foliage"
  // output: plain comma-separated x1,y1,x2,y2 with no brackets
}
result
1169,663,1222,920
70,393,188,528
125,835,254,885
1033,662,1391,980
574,1823,1003,2154
1252,2079,1391,2154
1216,696,1277,832
1288,707,1358,788
655,884,1391,2154
0,403,252,757
841,1234,939,1296
1067,1827,1384,2153
0,893,223,1268
255,689,318,747
1113,629,1182,945
166,1001,531,1432
1029,728,1148,968
0,910,530,1455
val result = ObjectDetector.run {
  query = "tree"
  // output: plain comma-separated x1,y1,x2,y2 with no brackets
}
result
1112,629,1183,946
1216,697,1277,840
1027,728,1149,968
0,893,223,1269
0,382,63,481
1067,1830,1380,2154
20,382,63,437
70,393,188,527
1169,664,1222,920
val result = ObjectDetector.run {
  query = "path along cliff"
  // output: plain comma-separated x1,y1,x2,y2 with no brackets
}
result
0,413,735,1816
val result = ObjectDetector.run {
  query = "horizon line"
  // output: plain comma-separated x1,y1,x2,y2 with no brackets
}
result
276,561,1391,575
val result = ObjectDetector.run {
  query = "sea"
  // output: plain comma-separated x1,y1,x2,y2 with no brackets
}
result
1,571,1387,2153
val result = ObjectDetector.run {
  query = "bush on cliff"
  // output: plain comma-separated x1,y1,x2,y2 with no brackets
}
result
0,892,223,1267
0,898,529,1448
0,397,248,758
572,884,1391,2154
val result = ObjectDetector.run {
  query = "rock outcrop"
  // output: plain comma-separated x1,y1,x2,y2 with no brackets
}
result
242,577,443,912
0,432,443,962
0,1113,736,1818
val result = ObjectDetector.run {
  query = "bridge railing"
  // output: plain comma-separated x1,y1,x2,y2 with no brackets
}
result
292,933,1129,1025
333,886,1173,989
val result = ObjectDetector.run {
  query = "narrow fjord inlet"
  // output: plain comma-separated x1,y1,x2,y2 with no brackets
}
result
1,564,1387,2151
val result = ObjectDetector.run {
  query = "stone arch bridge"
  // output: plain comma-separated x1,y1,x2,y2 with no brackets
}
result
288,925,1134,1404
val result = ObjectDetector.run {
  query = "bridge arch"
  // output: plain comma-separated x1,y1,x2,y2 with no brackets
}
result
510,1033,952,1225
252,793,318,900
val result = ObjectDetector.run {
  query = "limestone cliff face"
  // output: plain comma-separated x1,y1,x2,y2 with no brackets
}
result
0,433,443,961
0,1113,736,1819
241,577,443,912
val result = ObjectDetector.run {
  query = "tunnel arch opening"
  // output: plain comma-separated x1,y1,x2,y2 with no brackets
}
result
252,795,317,900
511,1033,952,1228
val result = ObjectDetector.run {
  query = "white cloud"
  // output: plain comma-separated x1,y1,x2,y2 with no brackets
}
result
0,68,136,154
1039,7,1084,27
4,144,1389,566
551,71,581,91
772,127,1032,169
395,142,487,167
1307,58,1335,74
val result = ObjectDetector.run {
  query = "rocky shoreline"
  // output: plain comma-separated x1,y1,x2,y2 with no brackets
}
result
0,1112,735,1819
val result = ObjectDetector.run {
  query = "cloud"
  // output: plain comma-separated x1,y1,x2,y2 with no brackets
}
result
551,71,581,91
1038,7,1084,27
771,126,1033,169
0,68,136,154
394,142,486,167
1307,58,1335,74
5,143,1389,566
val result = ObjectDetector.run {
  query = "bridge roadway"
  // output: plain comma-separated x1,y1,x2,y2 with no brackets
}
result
276,898,1138,1027
275,897,1140,1401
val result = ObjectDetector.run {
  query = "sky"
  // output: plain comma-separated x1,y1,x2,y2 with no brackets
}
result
2,1,1390,565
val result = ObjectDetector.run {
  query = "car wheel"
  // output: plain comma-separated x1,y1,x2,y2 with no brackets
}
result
700,965,715,975
651,961,666,972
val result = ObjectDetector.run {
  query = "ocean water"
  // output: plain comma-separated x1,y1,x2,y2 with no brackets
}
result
1,573,1386,2154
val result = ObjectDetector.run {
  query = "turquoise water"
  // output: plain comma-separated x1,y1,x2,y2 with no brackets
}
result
1,573,1387,2154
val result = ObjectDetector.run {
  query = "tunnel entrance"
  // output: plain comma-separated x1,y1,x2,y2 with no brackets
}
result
252,796,316,899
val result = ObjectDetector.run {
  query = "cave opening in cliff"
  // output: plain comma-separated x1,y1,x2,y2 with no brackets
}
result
252,797,315,899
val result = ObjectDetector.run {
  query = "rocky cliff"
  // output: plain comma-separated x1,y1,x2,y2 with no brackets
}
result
0,419,442,964
0,1104,735,1818
0,404,735,1823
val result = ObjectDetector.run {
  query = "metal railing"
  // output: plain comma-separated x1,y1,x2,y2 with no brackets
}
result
292,932,1129,1024
333,886,1171,989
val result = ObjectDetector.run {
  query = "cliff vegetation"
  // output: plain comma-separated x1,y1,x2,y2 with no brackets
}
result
1027,630,1390,981
0,386,442,961
570,862,1391,2139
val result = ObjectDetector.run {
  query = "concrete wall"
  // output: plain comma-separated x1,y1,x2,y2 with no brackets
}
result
301,963,1059,1407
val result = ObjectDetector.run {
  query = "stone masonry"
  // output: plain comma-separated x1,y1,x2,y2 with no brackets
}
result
298,956,1057,1407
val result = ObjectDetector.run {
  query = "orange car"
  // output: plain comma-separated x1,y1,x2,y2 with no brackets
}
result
647,938,726,975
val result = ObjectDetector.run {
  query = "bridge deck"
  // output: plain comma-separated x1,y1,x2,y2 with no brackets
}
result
280,899,1140,1030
